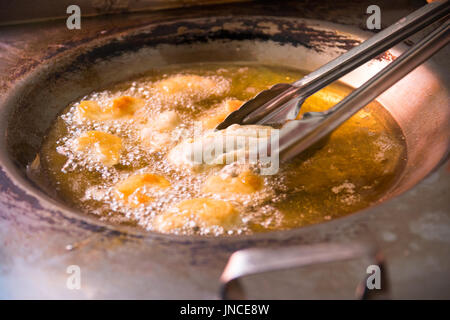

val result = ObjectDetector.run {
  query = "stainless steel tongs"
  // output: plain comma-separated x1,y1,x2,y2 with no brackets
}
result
216,0,450,163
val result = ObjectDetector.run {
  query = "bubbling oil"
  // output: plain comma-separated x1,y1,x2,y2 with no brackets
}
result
33,62,406,235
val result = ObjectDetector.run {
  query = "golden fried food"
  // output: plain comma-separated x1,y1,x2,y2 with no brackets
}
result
150,111,181,132
202,170,263,195
202,99,243,130
75,96,143,121
167,124,273,169
74,131,122,166
155,75,218,95
115,173,171,207
110,96,144,119
153,198,240,232
140,111,181,150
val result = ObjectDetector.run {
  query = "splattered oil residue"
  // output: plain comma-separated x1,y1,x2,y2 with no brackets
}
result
31,62,406,236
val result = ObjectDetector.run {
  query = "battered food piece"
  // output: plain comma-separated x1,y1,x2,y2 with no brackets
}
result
75,96,144,121
110,96,144,119
153,74,229,103
202,99,243,129
155,75,216,94
73,131,122,166
167,124,273,169
115,173,171,207
202,168,263,195
75,101,105,121
153,198,240,233
140,110,181,150
149,110,181,132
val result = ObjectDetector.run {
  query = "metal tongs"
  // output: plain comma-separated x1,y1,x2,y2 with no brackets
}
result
216,1,450,163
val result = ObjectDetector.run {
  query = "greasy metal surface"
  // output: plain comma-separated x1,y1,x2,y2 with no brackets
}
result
220,242,389,299
0,1,449,299
0,0,250,26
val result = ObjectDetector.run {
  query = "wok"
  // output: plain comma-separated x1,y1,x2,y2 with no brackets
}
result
0,10,448,299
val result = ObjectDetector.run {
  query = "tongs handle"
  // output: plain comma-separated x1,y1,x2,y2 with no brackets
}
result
252,0,449,125
292,0,449,96
279,18,450,162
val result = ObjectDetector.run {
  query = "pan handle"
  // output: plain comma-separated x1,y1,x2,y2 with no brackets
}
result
220,242,389,300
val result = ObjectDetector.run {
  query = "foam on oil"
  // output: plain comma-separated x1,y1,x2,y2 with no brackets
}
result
34,62,407,235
